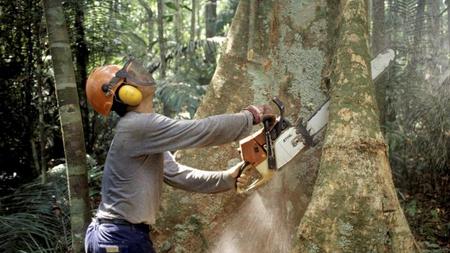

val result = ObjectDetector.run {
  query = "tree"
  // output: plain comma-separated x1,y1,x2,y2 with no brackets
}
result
154,1,419,252
72,0,91,153
42,0,91,251
372,0,386,55
157,0,167,78
190,0,197,42
412,0,425,68
204,0,217,62
293,0,417,251
447,1,450,58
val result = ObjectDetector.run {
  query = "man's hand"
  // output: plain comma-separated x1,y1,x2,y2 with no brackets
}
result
245,104,275,125
228,161,250,189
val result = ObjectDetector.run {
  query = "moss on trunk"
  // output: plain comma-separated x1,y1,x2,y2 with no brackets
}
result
292,1,418,252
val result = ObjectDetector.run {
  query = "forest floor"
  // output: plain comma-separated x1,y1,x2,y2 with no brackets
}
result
398,174,449,252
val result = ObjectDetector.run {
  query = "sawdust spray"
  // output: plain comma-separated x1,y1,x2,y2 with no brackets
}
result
211,175,295,253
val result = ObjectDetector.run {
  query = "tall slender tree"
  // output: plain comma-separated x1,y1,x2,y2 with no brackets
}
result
157,0,167,78
174,0,182,71
447,1,450,58
72,0,91,153
412,0,425,67
372,0,386,55
204,0,217,62
190,0,196,42
42,0,91,251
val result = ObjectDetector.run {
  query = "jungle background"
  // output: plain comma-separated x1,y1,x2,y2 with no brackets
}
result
0,0,448,252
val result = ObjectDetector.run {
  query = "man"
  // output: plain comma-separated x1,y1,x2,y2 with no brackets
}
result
84,59,274,253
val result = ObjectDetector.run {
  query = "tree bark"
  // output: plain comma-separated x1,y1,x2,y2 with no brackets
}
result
205,0,217,38
447,0,450,61
293,1,418,252
73,0,91,153
157,0,166,78
174,0,182,71
204,0,217,62
42,0,91,251
429,0,441,79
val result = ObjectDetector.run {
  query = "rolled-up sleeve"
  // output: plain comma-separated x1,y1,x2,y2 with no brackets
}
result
162,152,235,193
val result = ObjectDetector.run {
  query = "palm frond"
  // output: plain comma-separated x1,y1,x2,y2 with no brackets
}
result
0,165,70,252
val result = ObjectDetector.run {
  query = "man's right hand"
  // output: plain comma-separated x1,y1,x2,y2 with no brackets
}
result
245,104,275,125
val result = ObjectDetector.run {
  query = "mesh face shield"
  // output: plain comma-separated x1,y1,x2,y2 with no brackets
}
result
102,59,155,95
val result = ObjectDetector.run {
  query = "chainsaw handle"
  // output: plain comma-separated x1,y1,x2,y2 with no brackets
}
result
235,162,251,194
272,96,285,118
235,160,275,194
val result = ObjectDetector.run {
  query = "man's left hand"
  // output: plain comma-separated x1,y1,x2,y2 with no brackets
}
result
228,161,250,189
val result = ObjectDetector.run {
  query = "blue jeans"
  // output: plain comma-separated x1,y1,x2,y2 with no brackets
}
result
85,220,156,253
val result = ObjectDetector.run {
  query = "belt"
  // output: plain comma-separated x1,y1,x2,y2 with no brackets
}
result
96,218,150,232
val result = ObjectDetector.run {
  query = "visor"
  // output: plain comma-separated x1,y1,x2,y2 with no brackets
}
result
103,58,155,95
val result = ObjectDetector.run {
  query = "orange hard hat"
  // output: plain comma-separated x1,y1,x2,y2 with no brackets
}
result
86,59,156,116
86,65,123,115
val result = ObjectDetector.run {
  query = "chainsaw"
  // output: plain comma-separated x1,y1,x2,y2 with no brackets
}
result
236,97,329,193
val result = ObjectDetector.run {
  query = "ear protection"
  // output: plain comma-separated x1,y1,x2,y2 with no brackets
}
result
117,85,143,106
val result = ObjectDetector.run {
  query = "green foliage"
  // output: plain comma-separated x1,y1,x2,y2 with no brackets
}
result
381,1,450,250
383,0,449,180
156,79,207,119
0,156,103,253
0,0,62,191
0,166,70,253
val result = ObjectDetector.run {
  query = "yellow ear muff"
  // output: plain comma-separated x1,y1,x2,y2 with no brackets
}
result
118,85,142,106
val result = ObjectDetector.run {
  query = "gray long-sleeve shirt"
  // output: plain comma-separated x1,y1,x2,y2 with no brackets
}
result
96,111,253,224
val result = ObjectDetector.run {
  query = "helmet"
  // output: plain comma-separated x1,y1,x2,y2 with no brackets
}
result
86,59,155,116
86,65,123,115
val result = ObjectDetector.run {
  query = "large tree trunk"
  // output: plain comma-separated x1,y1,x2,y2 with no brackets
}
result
154,1,417,252
293,1,417,252
156,0,329,251
42,0,91,251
